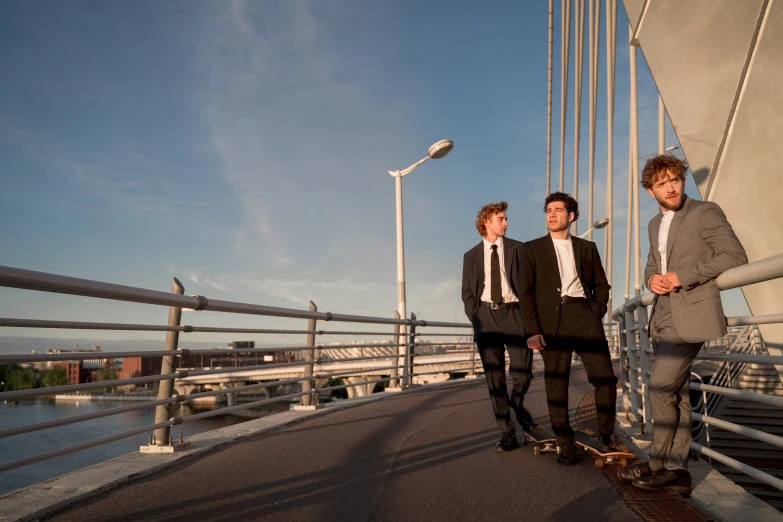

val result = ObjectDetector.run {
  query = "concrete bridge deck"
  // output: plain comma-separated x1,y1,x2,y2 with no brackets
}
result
42,365,646,522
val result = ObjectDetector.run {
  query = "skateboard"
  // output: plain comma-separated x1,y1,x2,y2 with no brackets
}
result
521,426,560,456
574,431,636,469
572,390,637,468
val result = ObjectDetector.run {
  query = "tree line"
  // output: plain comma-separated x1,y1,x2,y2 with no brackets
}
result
0,364,118,392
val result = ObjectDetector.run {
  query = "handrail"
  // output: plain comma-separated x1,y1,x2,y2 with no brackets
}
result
695,353,783,365
0,265,472,328
612,253,783,318
690,382,783,407
693,413,783,449
0,340,469,364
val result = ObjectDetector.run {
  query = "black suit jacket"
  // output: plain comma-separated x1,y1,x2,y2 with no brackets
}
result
520,235,610,337
461,237,524,322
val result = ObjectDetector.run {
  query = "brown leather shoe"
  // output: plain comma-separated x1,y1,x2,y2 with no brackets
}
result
633,468,692,497
617,461,653,482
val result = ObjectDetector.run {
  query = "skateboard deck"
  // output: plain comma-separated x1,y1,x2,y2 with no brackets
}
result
574,431,636,469
521,426,559,456
573,391,637,468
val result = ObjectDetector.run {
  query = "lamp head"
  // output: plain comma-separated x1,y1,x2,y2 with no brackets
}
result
594,217,610,229
428,139,453,160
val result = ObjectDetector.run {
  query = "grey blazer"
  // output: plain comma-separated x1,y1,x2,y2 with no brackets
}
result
644,196,747,344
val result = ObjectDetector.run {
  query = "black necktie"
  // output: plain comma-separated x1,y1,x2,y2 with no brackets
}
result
490,244,501,305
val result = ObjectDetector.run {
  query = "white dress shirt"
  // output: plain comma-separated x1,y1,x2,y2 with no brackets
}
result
552,238,586,298
658,210,675,274
480,237,519,303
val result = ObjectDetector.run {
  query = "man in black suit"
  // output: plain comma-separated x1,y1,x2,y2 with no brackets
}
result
462,201,533,452
521,192,618,465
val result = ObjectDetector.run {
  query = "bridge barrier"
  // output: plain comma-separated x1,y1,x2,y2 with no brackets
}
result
0,265,476,474
611,253,783,494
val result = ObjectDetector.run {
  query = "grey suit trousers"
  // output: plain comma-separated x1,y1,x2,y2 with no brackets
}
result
648,294,703,471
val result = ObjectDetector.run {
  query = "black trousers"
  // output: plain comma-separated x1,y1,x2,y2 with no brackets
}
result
541,301,617,444
474,304,533,434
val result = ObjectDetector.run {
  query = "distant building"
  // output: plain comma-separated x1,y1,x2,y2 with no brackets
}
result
177,340,300,370
52,361,88,385
48,345,108,367
120,357,162,378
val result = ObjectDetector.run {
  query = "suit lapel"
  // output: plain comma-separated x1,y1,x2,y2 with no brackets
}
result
665,196,691,264
544,236,562,287
475,242,484,298
503,237,513,276
651,213,663,269
570,236,583,281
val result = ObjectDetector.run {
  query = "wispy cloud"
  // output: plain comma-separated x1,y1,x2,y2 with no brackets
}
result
1,124,216,219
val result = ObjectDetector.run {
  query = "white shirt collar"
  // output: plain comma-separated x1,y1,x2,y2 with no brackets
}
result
483,237,503,249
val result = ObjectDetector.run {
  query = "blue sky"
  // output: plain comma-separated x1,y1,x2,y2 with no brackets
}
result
0,1,748,348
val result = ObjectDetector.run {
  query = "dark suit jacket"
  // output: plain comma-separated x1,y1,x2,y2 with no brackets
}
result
461,237,524,322
520,235,610,337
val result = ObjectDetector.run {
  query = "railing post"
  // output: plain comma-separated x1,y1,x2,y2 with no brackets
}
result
624,307,642,427
390,311,401,388
301,301,317,407
404,313,417,387
468,332,477,378
618,313,630,419
637,304,653,433
152,278,184,446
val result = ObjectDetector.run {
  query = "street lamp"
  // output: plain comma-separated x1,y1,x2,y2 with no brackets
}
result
640,145,679,160
578,217,609,238
388,139,453,331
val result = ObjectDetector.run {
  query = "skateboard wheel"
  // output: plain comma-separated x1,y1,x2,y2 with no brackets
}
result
618,457,628,468
533,445,541,456
555,445,561,455
594,458,605,469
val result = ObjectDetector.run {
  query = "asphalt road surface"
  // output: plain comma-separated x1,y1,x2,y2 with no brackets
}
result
46,363,641,522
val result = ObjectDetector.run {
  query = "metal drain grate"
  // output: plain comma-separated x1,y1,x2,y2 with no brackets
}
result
575,391,712,521
604,465,713,521
573,390,600,436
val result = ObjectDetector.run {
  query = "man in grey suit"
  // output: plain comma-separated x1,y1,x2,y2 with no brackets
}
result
618,155,747,495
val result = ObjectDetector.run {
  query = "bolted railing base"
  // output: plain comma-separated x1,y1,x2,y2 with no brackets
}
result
291,404,324,411
140,433,190,454
140,441,191,454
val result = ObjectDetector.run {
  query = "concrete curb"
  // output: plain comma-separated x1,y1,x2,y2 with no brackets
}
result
615,417,783,521
0,378,479,522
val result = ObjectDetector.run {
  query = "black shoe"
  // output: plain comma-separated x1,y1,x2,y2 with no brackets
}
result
617,461,653,482
513,404,536,431
496,432,519,452
632,468,692,497
597,434,618,453
557,442,578,465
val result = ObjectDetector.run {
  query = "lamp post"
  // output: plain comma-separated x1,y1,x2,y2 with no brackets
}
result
577,217,609,238
388,139,453,335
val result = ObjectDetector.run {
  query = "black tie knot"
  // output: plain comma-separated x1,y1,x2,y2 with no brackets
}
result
491,244,497,251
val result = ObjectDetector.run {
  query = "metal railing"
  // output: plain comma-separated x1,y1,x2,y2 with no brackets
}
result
612,253,783,494
0,265,478,474
691,325,761,444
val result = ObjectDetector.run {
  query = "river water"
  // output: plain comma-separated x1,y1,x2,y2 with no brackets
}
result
0,398,251,496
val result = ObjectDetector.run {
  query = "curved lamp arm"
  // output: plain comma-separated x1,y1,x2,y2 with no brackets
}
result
389,156,430,177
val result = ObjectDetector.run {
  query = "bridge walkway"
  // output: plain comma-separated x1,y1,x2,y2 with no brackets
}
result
45,366,643,522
